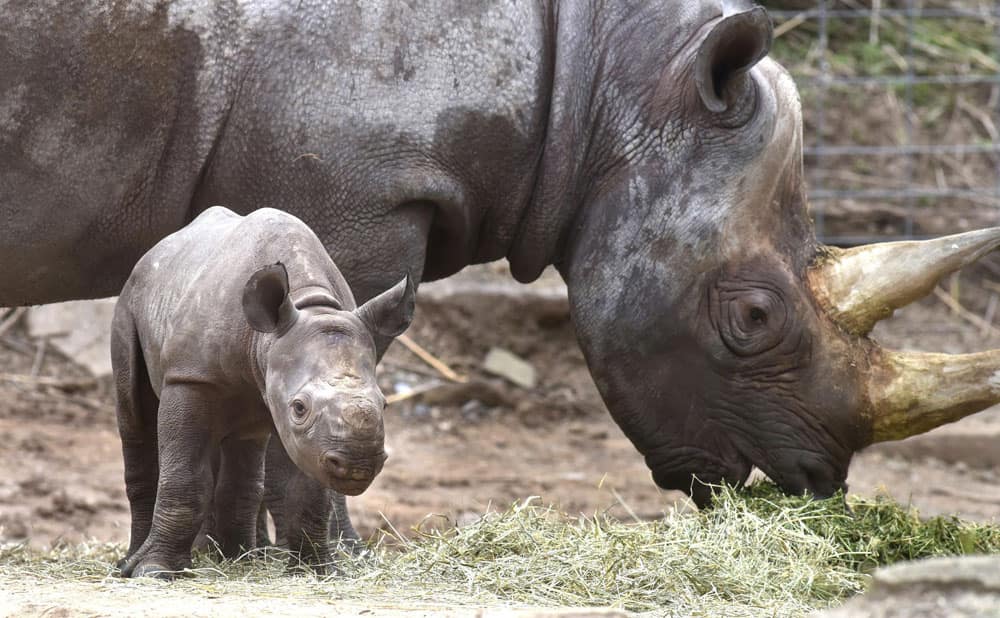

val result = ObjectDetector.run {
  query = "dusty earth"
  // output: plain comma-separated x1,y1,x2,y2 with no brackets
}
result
0,262,998,554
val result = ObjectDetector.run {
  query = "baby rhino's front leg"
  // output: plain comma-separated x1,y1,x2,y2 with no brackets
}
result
211,435,268,557
120,384,215,579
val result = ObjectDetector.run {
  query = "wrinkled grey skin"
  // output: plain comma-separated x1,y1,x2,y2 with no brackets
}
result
113,206,414,577
4,0,868,515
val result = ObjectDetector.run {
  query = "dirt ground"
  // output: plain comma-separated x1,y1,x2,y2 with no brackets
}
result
0,263,998,552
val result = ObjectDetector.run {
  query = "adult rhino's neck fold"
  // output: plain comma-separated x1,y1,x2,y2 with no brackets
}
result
507,0,598,283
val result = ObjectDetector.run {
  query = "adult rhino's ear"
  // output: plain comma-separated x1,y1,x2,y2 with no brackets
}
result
356,274,416,340
243,263,300,334
695,4,773,113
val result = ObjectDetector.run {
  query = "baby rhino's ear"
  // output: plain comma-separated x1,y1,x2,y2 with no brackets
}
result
357,274,416,340
243,263,300,333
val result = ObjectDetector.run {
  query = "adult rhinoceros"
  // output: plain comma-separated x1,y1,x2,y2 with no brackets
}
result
3,0,999,511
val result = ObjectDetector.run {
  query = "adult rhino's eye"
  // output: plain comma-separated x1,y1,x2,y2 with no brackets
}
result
713,282,789,357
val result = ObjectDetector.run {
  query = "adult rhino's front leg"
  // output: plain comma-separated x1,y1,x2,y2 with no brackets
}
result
120,384,215,579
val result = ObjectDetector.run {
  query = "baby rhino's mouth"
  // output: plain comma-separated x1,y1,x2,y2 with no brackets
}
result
319,448,388,495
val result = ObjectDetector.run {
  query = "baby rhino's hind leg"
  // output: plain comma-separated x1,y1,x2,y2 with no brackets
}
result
120,384,215,579
111,306,160,567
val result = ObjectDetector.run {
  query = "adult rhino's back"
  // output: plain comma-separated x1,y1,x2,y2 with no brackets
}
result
0,1,236,304
0,0,550,306
197,0,549,298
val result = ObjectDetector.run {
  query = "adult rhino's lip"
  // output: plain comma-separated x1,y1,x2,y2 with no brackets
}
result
756,451,848,500
643,446,749,509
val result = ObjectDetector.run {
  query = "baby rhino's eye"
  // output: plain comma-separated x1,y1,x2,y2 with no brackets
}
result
291,399,309,421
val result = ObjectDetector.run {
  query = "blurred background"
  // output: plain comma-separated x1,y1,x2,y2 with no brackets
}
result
765,0,1000,244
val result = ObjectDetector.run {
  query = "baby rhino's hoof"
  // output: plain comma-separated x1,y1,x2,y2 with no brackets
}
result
129,562,178,580
331,536,365,557
119,553,189,580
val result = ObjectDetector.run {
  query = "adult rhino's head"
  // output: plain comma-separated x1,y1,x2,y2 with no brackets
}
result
552,2,1000,504
243,264,414,495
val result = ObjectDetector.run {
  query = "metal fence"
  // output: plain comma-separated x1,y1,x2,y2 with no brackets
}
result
765,1,1000,246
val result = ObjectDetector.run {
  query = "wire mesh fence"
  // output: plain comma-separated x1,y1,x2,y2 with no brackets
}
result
763,1,1000,246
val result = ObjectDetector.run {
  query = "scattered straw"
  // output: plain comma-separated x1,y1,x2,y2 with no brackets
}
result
3,483,999,617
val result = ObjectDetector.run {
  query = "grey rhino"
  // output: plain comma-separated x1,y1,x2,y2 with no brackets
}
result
113,206,414,577
3,0,1000,516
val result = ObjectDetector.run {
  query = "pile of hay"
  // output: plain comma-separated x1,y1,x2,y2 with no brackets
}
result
3,483,999,617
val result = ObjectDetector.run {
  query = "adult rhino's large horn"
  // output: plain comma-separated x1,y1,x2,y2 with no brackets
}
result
866,348,1000,442
809,228,1000,335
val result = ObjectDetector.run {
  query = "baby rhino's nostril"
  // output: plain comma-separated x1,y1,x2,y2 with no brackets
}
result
322,451,349,478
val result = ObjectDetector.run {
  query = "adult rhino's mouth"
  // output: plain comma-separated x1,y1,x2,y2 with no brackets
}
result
754,449,849,499
644,438,848,504
644,441,752,505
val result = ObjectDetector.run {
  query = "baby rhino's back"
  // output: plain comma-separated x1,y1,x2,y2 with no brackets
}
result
121,206,340,395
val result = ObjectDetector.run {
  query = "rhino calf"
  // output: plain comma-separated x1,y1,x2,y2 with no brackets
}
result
112,206,414,578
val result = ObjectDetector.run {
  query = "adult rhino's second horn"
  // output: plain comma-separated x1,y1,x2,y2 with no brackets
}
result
865,348,1000,442
808,227,1000,336
807,227,1000,443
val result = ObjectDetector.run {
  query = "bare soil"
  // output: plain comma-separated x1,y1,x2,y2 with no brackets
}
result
0,263,998,553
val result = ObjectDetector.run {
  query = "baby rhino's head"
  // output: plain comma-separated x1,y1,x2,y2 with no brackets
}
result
242,264,414,495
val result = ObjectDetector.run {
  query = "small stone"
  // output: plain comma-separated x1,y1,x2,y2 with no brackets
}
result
461,399,484,421
814,555,1000,618
482,347,537,389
